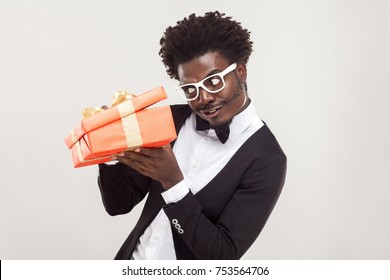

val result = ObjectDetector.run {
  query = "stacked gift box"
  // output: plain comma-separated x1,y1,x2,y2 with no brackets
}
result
65,86,177,167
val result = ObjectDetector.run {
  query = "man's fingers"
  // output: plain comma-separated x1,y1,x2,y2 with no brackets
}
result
117,146,171,159
116,150,155,165
133,147,165,157
135,147,163,157
115,146,174,178
116,155,144,168
162,144,173,151
115,153,142,167
117,158,147,174
116,153,157,177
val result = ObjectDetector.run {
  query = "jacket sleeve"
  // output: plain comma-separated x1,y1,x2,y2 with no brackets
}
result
162,153,287,259
98,162,151,216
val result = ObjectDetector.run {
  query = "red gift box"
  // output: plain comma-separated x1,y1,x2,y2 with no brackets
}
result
65,86,177,167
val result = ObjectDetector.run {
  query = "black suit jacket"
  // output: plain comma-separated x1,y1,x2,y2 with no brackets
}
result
98,104,287,259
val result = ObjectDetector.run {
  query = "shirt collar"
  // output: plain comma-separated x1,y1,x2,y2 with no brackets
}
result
228,101,258,141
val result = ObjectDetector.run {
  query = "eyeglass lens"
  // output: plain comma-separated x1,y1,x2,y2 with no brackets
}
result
180,74,224,100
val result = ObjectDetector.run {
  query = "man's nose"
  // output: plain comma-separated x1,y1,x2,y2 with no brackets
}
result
198,87,215,104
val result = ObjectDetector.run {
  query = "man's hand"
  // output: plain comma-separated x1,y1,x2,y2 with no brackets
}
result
114,144,184,190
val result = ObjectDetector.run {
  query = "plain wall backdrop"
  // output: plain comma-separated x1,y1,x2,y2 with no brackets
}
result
0,0,389,259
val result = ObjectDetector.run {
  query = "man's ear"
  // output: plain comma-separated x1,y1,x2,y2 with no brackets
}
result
236,62,247,83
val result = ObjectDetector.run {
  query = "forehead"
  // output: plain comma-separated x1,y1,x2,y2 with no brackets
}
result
177,51,230,83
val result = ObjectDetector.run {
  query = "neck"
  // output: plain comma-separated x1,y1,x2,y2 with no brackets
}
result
237,94,250,115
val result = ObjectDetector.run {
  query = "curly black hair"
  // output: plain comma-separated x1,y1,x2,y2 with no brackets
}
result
159,11,253,80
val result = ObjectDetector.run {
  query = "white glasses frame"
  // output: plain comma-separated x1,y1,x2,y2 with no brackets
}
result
176,63,238,101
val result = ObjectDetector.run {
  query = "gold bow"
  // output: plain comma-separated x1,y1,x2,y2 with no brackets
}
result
81,90,137,119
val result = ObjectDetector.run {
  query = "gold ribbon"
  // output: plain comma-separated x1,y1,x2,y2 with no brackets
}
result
117,101,143,148
71,90,142,165
81,90,137,119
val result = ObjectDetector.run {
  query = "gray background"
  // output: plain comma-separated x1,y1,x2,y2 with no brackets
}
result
1,0,389,259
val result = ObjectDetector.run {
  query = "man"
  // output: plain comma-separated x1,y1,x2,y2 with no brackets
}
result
98,11,287,260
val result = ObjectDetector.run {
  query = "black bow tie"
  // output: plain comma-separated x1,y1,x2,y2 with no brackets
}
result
195,114,230,144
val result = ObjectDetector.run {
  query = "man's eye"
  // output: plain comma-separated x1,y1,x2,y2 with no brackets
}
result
207,77,222,86
184,87,196,94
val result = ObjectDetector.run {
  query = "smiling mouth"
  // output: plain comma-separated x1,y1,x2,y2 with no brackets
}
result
200,105,223,118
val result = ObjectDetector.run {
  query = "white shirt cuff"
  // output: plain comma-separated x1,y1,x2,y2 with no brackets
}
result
161,180,190,204
103,160,119,165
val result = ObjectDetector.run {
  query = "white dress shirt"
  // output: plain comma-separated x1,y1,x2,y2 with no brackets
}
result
131,102,263,259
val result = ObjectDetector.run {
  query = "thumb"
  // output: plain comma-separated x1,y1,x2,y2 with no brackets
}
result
163,143,173,151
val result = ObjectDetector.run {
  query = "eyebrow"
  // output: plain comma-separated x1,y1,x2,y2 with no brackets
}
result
205,69,223,78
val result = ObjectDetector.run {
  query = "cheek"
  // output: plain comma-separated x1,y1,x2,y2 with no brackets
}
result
225,76,243,99
188,100,197,110
225,83,243,103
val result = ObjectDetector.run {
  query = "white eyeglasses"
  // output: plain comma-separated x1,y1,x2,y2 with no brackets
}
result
176,63,237,101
